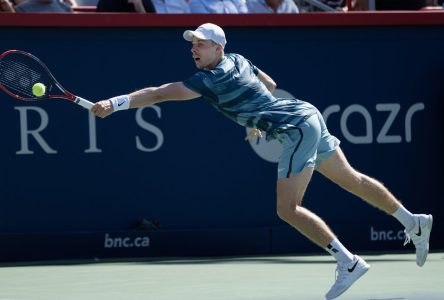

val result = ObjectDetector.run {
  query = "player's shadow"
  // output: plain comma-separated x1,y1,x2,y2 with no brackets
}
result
0,252,421,267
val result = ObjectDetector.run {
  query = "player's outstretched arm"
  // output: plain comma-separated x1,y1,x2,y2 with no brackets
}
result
92,82,201,118
129,82,201,108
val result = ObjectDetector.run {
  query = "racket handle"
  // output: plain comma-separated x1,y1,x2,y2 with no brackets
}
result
74,96,94,110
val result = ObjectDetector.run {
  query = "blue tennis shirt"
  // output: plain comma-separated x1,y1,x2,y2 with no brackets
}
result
183,53,317,139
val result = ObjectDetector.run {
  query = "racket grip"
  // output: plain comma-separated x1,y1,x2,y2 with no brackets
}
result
74,96,94,110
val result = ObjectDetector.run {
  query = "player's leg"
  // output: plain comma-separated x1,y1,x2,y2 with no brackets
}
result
316,147,432,266
317,148,400,214
276,167,335,248
275,117,336,248
277,173,369,300
275,115,369,300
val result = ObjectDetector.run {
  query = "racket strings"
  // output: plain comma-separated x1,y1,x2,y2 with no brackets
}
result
0,60,43,97
0,58,49,99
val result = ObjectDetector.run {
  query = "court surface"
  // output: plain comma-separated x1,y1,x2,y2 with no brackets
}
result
0,252,443,300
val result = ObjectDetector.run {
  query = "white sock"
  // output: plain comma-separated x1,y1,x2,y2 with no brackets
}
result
392,205,415,231
325,239,354,264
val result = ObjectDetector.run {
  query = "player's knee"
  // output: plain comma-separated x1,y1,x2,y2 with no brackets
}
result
276,206,288,221
334,169,362,191
339,171,374,192
336,177,355,191
276,201,300,222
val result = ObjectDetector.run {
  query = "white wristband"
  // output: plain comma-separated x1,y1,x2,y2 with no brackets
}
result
110,95,130,111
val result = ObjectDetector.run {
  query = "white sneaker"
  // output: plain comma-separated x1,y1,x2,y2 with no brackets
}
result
325,255,370,300
403,214,433,267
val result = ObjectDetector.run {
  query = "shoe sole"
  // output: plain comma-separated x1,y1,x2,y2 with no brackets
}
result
417,214,433,267
325,262,370,300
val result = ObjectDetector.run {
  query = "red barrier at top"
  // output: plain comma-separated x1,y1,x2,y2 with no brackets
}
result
0,11,443,27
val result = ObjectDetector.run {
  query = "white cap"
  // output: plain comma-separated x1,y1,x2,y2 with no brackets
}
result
183,23,227,48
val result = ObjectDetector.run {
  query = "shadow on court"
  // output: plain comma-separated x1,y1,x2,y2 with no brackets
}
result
0,252,442,300
1,251,433,267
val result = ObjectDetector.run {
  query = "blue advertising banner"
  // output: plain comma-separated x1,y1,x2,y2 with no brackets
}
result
0,23,443,261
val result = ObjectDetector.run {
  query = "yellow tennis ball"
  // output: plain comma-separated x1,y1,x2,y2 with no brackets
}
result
32,83,46,97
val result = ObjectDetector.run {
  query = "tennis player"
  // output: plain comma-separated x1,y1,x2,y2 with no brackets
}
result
91,23,433,300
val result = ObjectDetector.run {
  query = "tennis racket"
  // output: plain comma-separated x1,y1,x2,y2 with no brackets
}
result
0,49,93,110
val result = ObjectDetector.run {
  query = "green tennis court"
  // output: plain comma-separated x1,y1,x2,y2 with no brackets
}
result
0,252,442,300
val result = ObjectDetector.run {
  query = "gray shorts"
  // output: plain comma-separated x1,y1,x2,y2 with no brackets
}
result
277,111,340,179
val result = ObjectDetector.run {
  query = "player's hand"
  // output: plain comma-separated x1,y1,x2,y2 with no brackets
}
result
245,128,263,141
91,100,114,118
